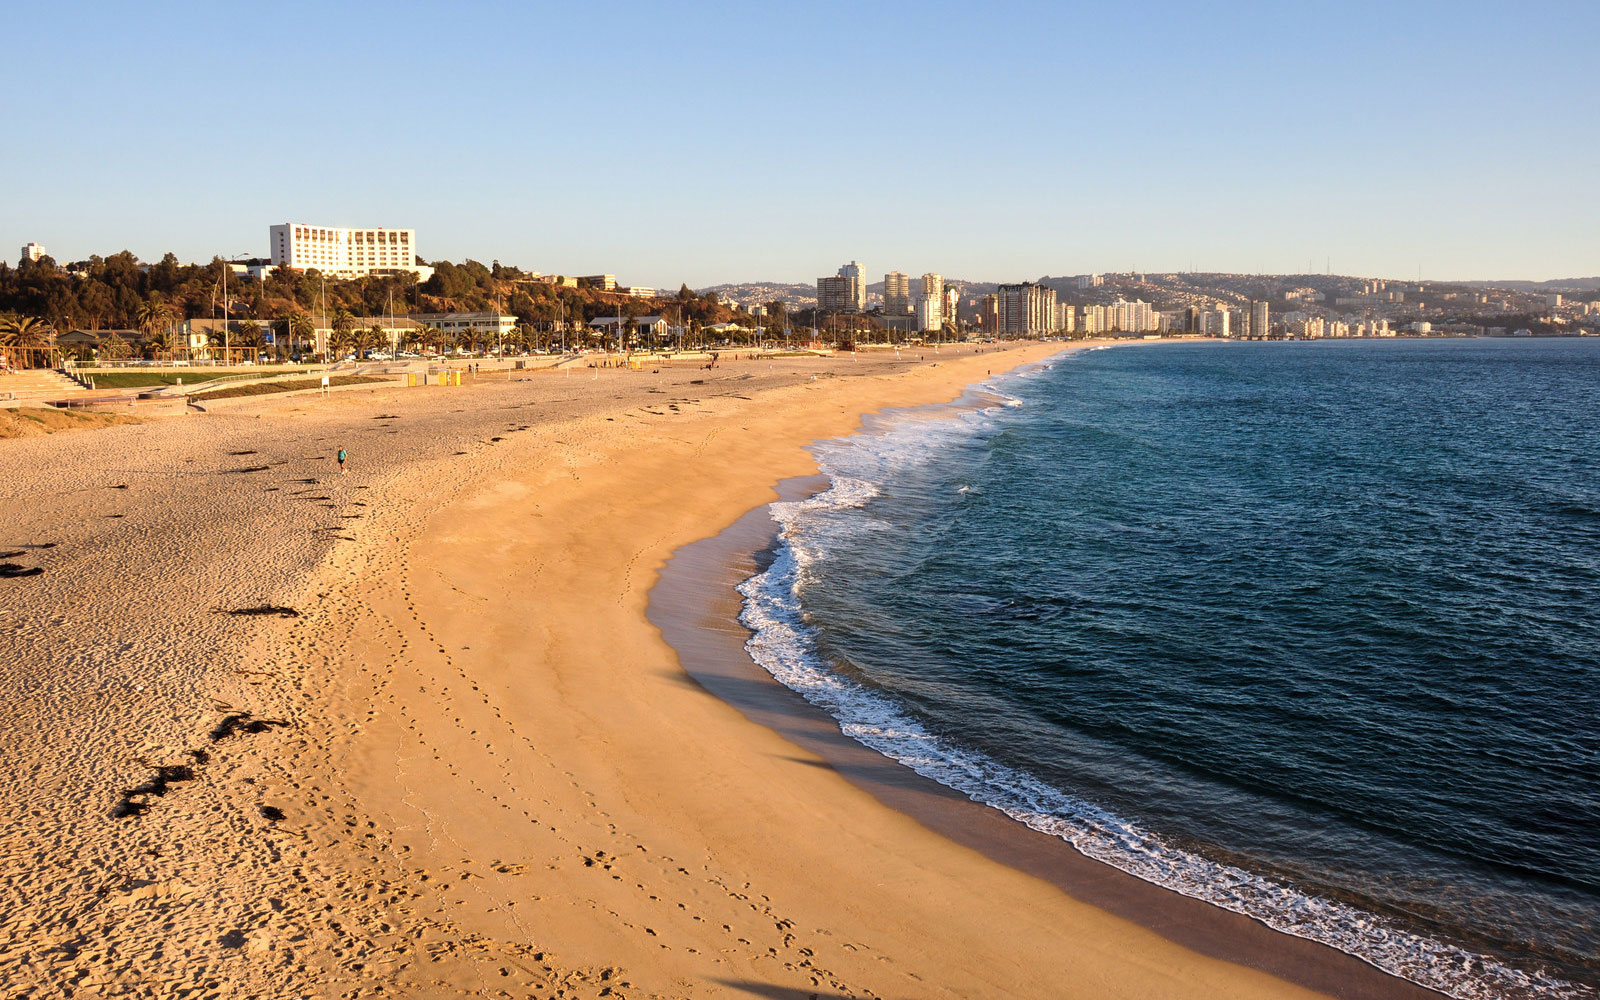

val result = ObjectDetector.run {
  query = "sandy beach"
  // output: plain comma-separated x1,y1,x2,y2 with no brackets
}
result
0,342,1432,999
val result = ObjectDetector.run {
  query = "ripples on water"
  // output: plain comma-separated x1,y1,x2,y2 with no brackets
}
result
739,338,1600,998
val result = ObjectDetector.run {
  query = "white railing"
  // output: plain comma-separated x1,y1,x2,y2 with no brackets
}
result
153,366,336,396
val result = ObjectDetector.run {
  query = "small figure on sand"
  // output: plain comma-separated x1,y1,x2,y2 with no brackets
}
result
703,352,719,371
337,447,347,475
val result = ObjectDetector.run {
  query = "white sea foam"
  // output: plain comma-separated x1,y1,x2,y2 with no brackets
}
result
737,355,1590,1000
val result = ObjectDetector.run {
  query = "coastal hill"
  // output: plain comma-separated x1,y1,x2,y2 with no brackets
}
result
1462,276,1600,292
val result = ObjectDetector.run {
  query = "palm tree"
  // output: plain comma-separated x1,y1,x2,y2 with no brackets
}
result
328,326,354,360
0,314,58,368
418,324,445,356
135,300,174,357
236,321,264,358
327,308,355,361
355,325,382,359
331,308,355,342
287,312,315,360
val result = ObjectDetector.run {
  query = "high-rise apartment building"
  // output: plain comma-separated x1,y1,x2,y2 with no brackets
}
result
1081,305,1106,335
883,271,911,315
1207,304,1231,337
1251,300,1271,338
943,285,960,330
996,282,1058,335
1109,298,1158,333
817,276,853,314
20,242,47,263
980,294,999,332
817,261,866,313
914,273,944,331
270,223,429,281
838,261,866,312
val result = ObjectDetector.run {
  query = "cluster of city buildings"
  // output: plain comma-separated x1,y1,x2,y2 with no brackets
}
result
817,261,960,333
972,285,1171,337
882,270,958,332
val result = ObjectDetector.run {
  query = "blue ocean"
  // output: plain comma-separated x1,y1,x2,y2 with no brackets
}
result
739,338,1600,999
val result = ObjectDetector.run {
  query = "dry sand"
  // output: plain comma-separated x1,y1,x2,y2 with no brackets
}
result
0,343,1422,999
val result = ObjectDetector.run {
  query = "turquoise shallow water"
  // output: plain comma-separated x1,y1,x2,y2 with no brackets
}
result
739,338,1600,998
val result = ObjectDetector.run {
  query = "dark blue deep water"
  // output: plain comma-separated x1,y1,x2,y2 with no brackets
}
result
740,338,1600,999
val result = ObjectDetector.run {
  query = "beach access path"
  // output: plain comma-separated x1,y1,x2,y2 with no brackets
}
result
0,343,1395,999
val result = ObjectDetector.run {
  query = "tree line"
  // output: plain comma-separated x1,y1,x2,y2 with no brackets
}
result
0,250,760,342
1,249,995,365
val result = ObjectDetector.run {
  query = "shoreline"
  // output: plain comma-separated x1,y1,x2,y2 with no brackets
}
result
1,339,1443,999
645,354,1439,1000
299,336,1349,999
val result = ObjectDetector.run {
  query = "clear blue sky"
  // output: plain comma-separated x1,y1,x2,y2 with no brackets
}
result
5,1,1596,287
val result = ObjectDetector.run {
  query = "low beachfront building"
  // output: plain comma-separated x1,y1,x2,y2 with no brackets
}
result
58,329,140,357
184,317,421,359
588,315,671,342
409,312,517,346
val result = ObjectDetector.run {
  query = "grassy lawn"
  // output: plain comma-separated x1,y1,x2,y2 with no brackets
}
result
195,375,392,399
84,371,244,388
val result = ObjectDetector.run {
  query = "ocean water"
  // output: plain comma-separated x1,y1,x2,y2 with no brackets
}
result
738,338,1600,999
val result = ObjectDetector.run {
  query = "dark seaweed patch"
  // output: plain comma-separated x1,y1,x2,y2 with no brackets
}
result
216,605,300,618
209,713,290,741
112,763,197,819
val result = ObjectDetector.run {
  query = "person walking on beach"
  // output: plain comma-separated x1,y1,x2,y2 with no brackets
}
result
337,447,347,475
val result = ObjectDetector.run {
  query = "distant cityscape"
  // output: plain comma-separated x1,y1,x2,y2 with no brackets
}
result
11,225,1600,359
721,263,1600,340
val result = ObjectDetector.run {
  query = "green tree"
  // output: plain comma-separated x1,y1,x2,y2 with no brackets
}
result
0,314,53,365
328,326,354,359
288,312,315,358
331,308,356,351
418,324,445,355
357,324,383,358
135,299,173,345
235,322,264,357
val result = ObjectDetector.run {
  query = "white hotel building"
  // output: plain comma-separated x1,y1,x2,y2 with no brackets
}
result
269,223,434,282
